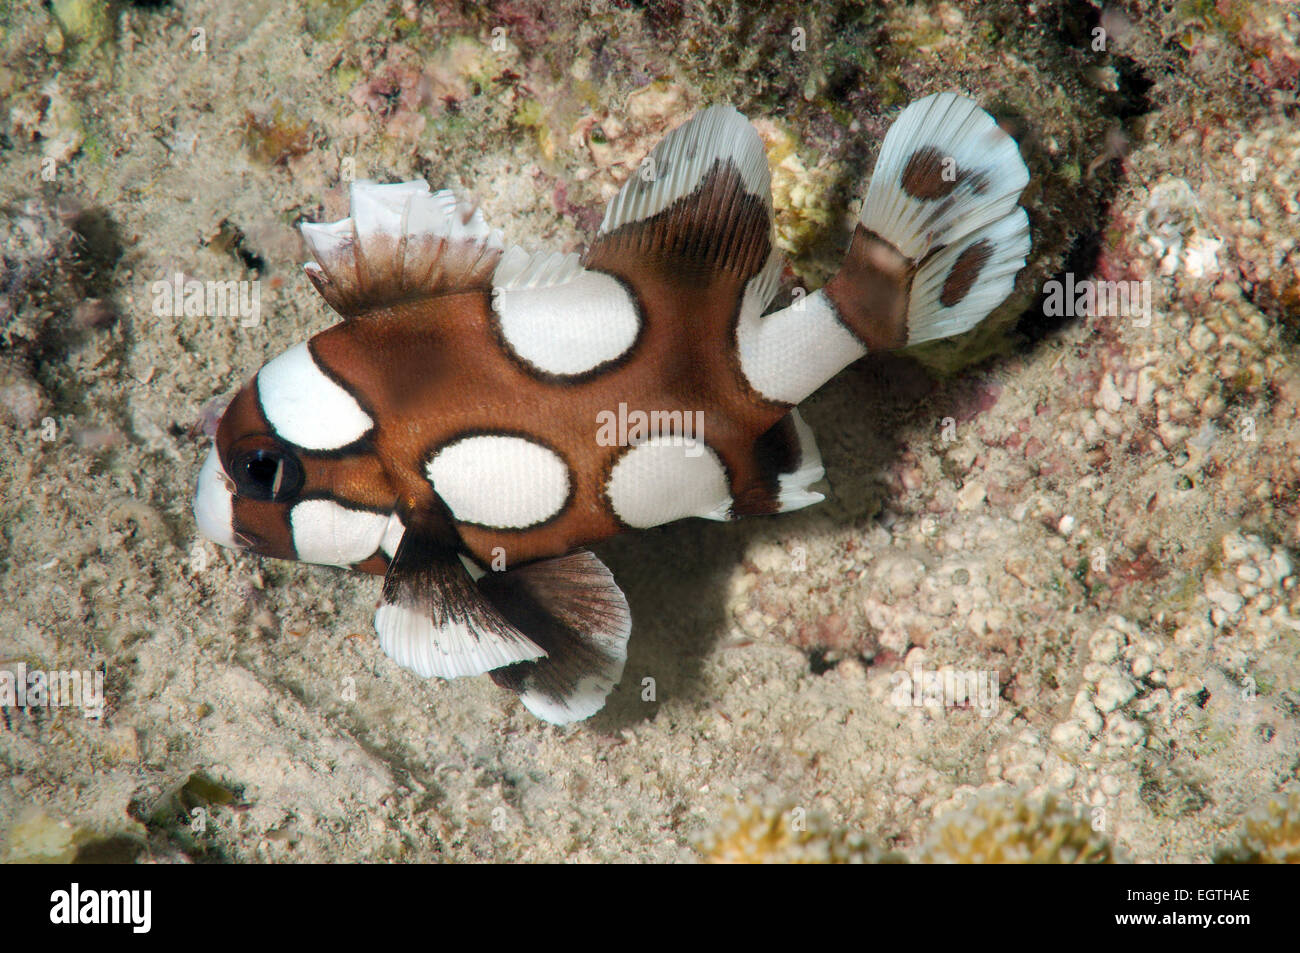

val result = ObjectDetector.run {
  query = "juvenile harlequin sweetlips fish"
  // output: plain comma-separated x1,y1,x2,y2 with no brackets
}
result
194,92,1031,724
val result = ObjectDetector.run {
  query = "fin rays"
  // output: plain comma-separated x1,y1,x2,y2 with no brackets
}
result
482,550,632,725
301,181,505,318
375,527,545,679
586,105,778,286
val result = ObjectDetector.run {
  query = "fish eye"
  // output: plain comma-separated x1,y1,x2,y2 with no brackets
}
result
229,442,304,502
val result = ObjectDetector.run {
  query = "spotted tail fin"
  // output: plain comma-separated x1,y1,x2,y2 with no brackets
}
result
733,93,1030,408
825,91,1031,349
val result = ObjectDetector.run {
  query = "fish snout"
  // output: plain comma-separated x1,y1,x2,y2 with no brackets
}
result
194,446,240,550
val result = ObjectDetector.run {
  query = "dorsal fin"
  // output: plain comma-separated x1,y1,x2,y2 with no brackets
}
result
584,104,777,283
300,180,505,318
596,104,773,237
492,246,585,290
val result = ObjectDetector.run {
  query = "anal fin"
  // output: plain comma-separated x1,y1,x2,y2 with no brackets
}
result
731,408,826,517
479,550,632,725
772,408,826,512
375,525,546,679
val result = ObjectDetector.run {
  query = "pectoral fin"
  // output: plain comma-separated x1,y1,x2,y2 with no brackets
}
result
374,525,546,679
479,550,632,725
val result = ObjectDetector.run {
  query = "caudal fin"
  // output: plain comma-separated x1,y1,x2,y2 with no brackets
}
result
825,92,1031,350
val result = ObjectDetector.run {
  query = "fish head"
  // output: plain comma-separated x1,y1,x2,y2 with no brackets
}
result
193,342,401,573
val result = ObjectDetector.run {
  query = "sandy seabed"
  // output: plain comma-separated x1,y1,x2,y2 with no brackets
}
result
2,0,1299,863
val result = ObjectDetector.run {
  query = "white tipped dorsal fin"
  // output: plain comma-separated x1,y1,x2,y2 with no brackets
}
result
583,104,778,292
301,180,505,318
597,104,773,236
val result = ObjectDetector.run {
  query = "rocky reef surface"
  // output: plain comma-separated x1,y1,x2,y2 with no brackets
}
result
1,0,1297,862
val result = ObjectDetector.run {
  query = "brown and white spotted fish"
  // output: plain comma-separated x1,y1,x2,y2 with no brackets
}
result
194,92,1031,723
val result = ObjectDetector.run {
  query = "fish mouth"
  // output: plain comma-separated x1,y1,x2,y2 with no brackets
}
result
193,446,240,550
